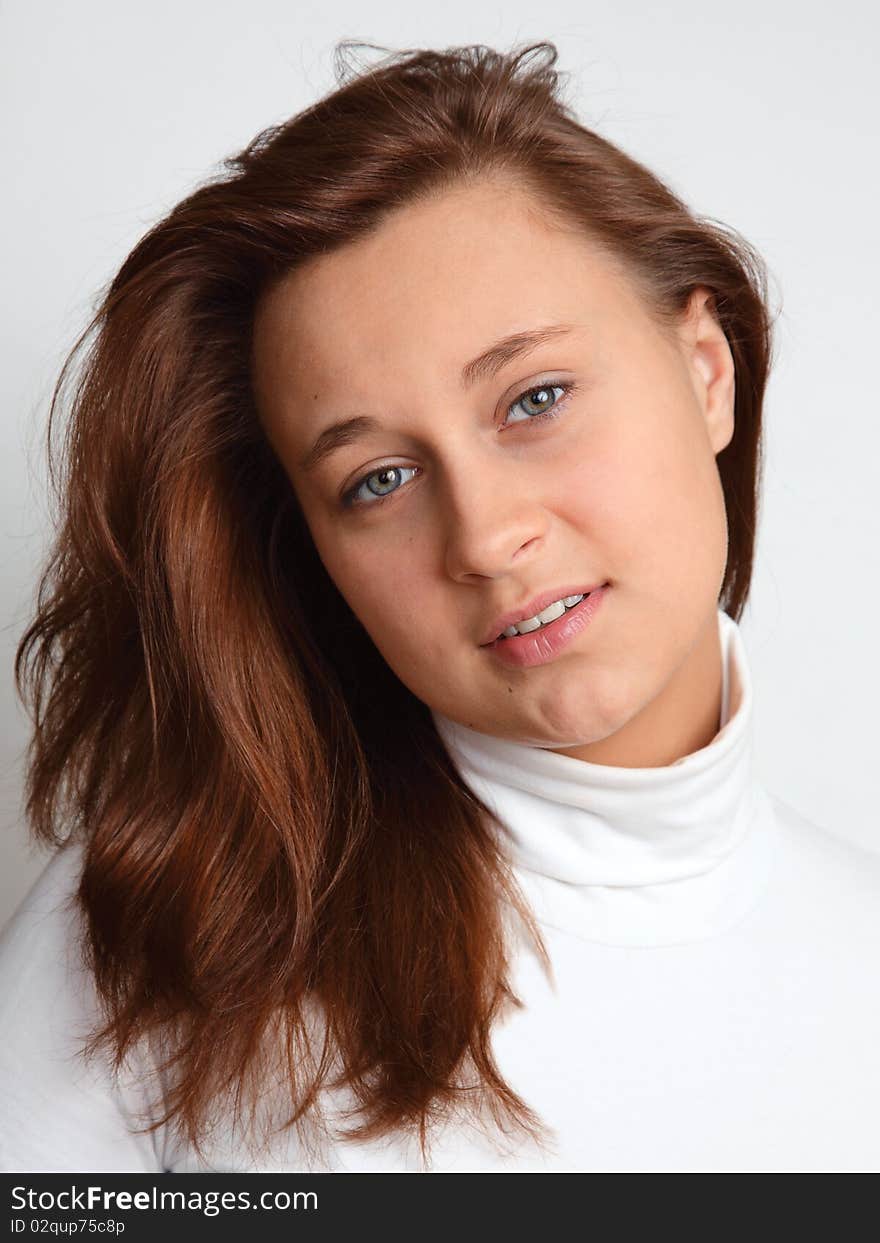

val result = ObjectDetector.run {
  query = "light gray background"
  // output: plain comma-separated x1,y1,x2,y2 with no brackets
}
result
2,0,877,927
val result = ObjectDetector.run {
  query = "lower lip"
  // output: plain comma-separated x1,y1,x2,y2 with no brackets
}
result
482,584,610,669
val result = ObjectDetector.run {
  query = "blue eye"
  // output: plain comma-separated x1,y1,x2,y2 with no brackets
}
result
341,379,577,510
343,463,419,508
504,382,572,427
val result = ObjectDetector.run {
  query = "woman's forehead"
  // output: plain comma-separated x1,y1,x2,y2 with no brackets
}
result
252,191,632,401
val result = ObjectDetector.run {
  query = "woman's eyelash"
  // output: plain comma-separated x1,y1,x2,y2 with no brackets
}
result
340,380,578,510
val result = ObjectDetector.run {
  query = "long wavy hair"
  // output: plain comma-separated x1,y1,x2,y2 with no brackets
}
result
13,40,776,1169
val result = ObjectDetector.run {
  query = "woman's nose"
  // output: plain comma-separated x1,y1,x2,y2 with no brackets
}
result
441,465,548,582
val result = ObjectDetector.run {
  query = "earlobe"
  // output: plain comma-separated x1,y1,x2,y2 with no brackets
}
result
711,399,736,457
698,336,736,456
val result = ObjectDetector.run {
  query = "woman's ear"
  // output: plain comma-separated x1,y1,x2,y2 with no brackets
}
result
681,286,736,456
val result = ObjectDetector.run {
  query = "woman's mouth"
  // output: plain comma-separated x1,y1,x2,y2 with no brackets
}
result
483,584,609,669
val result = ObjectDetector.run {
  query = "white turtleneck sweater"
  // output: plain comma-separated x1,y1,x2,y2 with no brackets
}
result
1,608,879,1173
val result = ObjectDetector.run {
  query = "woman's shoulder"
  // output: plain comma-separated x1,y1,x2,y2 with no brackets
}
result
765,791,880,933
768,791,880,868
0,838,163,1173
0,838,88,1002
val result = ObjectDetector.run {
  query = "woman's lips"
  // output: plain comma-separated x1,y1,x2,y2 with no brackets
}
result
480,581,608,646
483,583,609,669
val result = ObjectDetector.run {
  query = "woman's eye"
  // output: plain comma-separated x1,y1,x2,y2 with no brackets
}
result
503,381,573,427
340,379,576,509
342,464,418,509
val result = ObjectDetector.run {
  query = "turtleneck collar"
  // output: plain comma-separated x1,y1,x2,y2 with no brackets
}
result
431,607,778,947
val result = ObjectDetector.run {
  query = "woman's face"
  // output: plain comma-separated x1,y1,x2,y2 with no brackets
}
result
251,177,736,765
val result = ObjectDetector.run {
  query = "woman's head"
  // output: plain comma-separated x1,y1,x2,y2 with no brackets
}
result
15,41,775,1165
252,172,737,761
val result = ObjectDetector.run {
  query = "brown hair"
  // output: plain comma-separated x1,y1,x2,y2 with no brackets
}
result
13,40,776,1169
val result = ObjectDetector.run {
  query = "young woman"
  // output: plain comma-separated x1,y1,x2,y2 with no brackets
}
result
2,41,878,1175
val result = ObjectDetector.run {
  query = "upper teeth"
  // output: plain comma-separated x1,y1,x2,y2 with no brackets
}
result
500,593,586,639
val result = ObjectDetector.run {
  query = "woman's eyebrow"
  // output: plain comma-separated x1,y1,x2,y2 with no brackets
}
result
297,322,575,475
459,322,574,388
